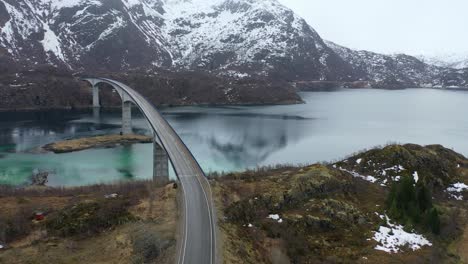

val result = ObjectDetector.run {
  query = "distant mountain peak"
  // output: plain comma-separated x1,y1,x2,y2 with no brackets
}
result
417,53,468,69
326,40,467,89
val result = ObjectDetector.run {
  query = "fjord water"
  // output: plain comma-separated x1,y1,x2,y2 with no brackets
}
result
1,89,467,186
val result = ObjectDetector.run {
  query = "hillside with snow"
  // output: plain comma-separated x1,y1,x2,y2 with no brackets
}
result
326,41,468,89
417,53,468,70
0,0,467,106
0,0,356,81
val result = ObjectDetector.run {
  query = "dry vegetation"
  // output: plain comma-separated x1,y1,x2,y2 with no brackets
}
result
43,134,153,153
213,144,468,264
0,180,178,264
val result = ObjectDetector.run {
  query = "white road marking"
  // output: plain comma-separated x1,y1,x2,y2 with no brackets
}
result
195,175,214,264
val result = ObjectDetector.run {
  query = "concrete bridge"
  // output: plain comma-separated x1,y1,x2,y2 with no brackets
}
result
85,78,169,181
83,78,218,264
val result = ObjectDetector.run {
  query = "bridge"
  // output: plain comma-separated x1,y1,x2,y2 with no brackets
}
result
83,78,218,264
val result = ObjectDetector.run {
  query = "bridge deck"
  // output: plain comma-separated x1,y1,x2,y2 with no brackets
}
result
87,78,217,264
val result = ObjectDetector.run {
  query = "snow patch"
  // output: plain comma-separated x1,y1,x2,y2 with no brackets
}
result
104,193,118,199
90,15,126,48
121,0,141,8
223,70,251,79
41,22,66,62
446,182,468,200
413,171,419,183
373,214,432,253
356,158,362,164
339,167,377,183
384,165,405,172
267,214,283,223
47,0,82,9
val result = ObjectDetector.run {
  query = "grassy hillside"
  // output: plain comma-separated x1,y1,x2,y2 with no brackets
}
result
212,144,468,263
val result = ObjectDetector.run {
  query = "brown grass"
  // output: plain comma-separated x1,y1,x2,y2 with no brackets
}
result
0,180,155,198
0,182,178,264
213,164,458,264
458,227,468,263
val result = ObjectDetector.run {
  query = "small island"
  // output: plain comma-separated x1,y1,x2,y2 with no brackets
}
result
43,134,153,153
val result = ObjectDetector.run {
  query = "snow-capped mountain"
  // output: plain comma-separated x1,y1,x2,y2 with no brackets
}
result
0,0,172,70
417,53,468,70
0,0,466,96
326,41,468,89
0,0,355,81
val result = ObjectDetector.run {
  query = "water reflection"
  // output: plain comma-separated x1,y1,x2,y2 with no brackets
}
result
117,146,136,179
166,110,308,171
205,118,297,168
5,122,120,152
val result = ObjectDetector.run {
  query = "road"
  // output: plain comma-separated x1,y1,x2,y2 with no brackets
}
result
89,78,217,264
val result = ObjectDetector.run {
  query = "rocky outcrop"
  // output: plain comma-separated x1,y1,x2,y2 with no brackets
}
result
335,144,467,189
31,171,49,185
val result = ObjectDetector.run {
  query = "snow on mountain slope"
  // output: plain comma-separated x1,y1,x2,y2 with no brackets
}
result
326,41,468,88
163,0,331,76
0,0,172,70
417,53,468,69
0,0,466,88
0,0,354,80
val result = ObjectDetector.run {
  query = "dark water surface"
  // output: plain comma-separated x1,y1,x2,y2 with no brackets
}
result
1,89,467,186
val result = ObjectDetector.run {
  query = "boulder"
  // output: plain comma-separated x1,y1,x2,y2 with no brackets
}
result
31,171,49,186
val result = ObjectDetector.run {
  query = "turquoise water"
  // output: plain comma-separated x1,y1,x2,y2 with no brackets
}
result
1,89,468,186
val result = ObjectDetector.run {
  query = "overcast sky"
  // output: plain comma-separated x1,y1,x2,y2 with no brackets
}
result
278,0,468,56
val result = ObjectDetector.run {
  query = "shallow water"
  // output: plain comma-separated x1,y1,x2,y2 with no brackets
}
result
1,88,467,186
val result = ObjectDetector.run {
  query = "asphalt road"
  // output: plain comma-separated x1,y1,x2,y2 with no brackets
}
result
88,78,217,264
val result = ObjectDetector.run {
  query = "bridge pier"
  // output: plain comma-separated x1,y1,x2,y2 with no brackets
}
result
93,107,100,121
92,84,100,108
122,101,132,134
153,137,169,183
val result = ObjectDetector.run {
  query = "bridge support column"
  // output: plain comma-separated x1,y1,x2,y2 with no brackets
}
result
92,85,100,108
153,138,169,183
122,101,132,134
93,106,100,121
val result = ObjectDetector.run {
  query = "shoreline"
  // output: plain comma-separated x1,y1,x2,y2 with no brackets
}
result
3,86,468,113
0,99,304,113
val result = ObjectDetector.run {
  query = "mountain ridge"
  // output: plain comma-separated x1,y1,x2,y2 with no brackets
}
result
0,0,467,110
0,0,354,80
417,53,468,70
